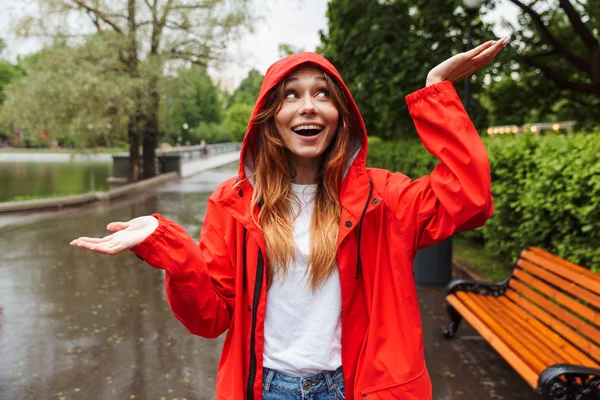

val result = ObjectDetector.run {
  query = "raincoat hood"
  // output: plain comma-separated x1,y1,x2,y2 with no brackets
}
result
238,52,367,184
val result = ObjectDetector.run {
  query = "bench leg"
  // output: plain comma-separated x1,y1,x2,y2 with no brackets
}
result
442,303,462,339
537,364,600,400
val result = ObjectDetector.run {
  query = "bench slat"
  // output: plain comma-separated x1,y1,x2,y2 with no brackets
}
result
497,296,599,368
455,292,548,376
528,247,600,284
516,259,600,310
469,294,568,367
506,289,600,363
447,293,539,388
513,268,600,326
509,279,600,345
521,249,600,295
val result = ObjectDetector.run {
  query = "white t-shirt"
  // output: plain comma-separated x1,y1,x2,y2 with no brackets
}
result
262,183,343,376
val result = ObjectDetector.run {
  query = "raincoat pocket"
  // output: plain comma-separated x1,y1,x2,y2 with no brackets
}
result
360,367,431,400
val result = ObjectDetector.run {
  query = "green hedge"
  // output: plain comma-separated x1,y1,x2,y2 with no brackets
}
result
367,132,600,272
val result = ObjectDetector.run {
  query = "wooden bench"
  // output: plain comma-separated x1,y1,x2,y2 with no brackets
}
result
444,247,600,399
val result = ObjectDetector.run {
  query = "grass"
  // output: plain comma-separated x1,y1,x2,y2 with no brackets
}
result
453,233,514,282
0,147,127,154
5,193,94,202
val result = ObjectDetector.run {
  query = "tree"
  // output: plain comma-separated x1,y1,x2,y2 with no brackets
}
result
319,0,497,139
17,0,253,180
159,65,223,144
0,61,25,105
226,68,263,108
487,0,600,128
223,102,253,142
0,34,136,148
278,43,303,58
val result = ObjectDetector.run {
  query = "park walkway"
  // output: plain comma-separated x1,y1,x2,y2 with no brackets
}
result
0,163,537,399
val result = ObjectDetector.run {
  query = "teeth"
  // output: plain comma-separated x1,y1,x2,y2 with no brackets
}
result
293,125,322,132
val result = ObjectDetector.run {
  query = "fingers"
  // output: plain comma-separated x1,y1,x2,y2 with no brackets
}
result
465,40,495,58
472,38,508,63
70,237,124,255
107,221,129,232
467,35,510,60
71,235,113,244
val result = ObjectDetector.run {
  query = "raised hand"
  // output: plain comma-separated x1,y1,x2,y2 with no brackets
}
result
426,36,510,87
70,215,159,255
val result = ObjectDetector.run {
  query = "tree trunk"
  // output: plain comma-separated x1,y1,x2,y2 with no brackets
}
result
142,73,159,179
126,0,141,182
140,14,164,180
127,117,140,182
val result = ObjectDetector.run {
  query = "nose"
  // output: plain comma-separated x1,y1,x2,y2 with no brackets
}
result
298,95,318,115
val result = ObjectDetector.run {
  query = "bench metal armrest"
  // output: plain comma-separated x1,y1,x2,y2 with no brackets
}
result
446,277,511,297
537,364,600,399
442,276,511,339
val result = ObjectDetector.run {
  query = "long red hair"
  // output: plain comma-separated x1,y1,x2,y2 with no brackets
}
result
246,66,355,291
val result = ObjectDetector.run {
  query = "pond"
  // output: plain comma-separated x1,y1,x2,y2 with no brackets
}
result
0,162,113,202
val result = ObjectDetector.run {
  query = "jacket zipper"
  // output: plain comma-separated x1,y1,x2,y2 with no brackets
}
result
246,250,264,399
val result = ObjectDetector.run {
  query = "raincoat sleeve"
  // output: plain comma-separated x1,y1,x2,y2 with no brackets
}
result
130,198,235,338
387,80,494,251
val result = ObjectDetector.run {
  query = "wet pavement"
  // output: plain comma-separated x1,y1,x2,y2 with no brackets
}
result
0,164,537,400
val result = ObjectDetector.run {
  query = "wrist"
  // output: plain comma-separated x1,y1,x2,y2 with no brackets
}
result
426,75,443,87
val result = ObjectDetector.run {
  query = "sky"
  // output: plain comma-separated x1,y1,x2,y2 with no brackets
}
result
0,0,520,88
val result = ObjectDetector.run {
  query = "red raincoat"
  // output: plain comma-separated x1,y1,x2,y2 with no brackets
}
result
132,52,494,399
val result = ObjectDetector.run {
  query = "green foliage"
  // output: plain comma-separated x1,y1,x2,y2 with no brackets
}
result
484,0,600,128
0,61,25,105
367,132,600,271
319,0,496,139
278,43,303,58
483,132,600,270
223,103,253,142
188,122,231,144
367,138,436,179
159,65,223,144
0,33,137,148
226,69,263,108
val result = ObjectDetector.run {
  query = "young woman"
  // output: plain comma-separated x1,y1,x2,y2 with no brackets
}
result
71,37,507,400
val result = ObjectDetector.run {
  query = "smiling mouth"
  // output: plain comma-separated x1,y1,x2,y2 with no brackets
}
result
292,125,324,137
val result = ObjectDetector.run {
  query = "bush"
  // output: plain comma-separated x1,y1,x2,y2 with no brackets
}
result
367,138,436,179
367,132,600,271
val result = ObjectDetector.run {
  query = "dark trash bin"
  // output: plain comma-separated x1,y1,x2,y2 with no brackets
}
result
413,237,452,286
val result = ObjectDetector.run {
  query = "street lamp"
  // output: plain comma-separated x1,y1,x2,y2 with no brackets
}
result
463,0,483,112
413,0,484,287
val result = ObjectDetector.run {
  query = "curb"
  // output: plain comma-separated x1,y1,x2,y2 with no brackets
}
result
0,172,179,214
452,256,491,282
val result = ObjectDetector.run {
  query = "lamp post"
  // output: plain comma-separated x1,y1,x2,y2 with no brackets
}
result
412,0,483,287
463,0,483,112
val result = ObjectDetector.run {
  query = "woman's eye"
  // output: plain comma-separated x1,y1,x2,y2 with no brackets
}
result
285,92,298,99
316,90,330,98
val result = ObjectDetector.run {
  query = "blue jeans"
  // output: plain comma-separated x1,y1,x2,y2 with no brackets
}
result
262,366,346,399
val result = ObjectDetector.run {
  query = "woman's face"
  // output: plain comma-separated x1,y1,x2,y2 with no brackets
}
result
274,66,339,163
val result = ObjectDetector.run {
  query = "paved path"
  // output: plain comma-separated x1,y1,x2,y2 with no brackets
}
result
0,163,538,400
180,151,240,178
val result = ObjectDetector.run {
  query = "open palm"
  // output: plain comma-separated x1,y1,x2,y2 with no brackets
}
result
426,36,510,86
70,216,159,255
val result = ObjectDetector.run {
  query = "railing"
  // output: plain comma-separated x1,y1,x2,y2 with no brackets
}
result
111,142,242,179
157,142,242,161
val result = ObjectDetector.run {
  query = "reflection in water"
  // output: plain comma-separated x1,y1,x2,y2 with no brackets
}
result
0,162,112,202
0,164,236,400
